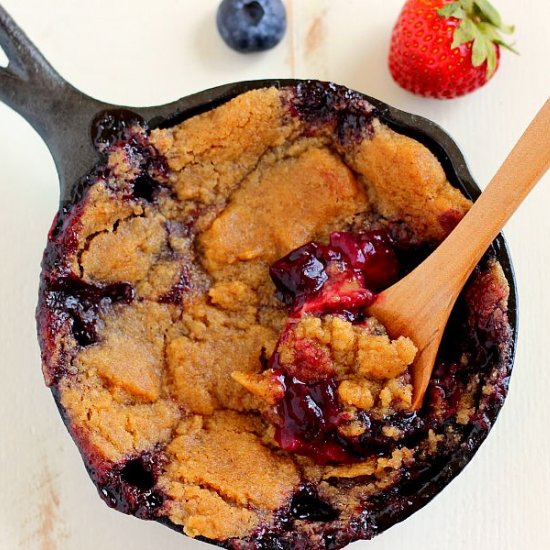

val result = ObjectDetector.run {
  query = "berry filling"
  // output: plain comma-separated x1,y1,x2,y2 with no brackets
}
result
91,109,168,202
289,81,377,144
91,109,145,153
269,356,420,465
237,231,417,464
92,450,166,519
132,173,162,202
290,486,339,522
44,276,135,346
273,367,353,465
270,230,399,320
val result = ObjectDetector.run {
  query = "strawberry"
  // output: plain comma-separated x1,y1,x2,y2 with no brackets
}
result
388,0,516,99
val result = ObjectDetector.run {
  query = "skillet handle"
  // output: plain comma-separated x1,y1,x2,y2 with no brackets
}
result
0,5,109,200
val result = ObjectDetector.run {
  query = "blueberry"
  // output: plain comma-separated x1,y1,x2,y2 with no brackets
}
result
217,0,287,53
269,242,328,304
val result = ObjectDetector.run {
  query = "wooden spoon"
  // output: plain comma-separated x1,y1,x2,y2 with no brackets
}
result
369,98,550,410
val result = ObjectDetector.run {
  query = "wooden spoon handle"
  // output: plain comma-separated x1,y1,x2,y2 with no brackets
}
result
370,98,550,410
432,98,550,289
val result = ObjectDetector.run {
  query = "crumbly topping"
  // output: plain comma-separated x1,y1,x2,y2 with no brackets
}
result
344,120,471,241
235,315,416,423
75,301,170,402
81,216,167,285
59,373,180,463
200,147,368,271
323,448,414,480
37,85,511,547
165,299,277,415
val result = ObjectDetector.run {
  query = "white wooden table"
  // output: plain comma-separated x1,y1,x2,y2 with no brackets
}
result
1,1,549,549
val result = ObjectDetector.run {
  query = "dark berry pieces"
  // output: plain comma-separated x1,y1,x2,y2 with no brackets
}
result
329,231,399,291
265,230,427,464
290,82,377,144
94,451,166,519
91,109,144,153
217,0,287,53
121,458,156,490
269,230,398,318
158,269,190,305
272,367,427,464
357,411,426,454
274,371,355,465
132,173,161,202
270,242,328,305
45,276,135,347
291,486,339,522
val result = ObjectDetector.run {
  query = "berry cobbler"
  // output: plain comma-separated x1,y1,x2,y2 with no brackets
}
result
37,82,514,549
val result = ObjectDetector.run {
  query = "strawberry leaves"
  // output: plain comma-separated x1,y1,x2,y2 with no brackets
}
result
438,0,516,78
438,2,466,19
474,0,514,33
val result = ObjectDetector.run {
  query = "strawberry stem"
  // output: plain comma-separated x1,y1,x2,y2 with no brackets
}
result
438,0,517,78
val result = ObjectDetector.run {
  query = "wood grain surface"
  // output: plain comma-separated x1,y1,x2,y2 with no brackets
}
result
0,1,549,549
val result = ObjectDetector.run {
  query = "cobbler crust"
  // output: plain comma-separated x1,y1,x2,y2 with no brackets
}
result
37,84,512,549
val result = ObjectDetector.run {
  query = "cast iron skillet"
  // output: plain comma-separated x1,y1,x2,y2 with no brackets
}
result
0,3,518,546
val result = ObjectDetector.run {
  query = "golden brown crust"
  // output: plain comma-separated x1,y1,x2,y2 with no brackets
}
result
165,301,277,415
44,86,487,542
165,412,299,517
81,217,167,285
151,87,296,205
201,147,369,270
75,302,170,402
346,122,471,240
59,373,180,463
